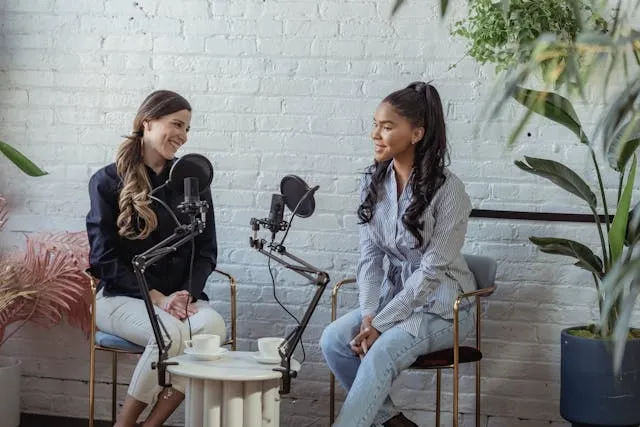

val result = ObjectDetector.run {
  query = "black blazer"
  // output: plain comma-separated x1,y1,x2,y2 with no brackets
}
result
86,160,217,301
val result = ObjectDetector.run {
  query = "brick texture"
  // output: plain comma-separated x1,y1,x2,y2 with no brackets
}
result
1,0,636,426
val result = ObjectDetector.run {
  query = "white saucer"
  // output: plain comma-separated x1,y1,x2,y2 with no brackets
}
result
184,347,228,361
252,353,281,364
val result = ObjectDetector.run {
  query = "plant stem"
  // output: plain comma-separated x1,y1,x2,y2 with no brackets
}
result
590,147,611,268
592,205,609,270
593,272,603,319
610,0,623,37
617,169,624,204
608,295,622,337
0,297,40,347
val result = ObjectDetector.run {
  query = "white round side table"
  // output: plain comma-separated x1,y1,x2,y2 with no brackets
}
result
167,351,300,427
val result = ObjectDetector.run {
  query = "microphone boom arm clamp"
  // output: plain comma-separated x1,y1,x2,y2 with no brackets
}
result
131,204,208,388
249,218,330,395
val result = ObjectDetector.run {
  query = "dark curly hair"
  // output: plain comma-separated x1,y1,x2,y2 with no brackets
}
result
357,81,449,248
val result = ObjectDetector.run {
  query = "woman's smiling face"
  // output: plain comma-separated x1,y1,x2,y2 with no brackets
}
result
370,101,424,163
142,109,192,161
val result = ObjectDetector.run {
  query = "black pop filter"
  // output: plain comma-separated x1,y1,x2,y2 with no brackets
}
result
280,174,317,218
167,153,214,194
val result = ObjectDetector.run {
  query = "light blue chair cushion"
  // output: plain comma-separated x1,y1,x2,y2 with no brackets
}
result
95,331,145,353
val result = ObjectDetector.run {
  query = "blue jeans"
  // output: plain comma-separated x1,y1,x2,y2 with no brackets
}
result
320,307,475,427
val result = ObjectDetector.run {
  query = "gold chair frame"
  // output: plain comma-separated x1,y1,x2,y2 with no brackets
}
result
329,278,495,427
88,269,237,427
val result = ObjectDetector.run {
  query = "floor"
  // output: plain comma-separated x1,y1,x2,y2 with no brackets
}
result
19,413,179,427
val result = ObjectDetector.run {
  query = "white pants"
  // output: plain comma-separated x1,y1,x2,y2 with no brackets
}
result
96,289,226,404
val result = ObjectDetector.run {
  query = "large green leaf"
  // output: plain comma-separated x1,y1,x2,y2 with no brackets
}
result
600,257,640,332
529,236,604,276
612,285,640,374
626,201,640,247
576,32,615,47
512,87,589,145
566,0,582,31
0,141,47,177
600,256,640,373
439,0,449,17
515,156,597,209
609,156,636,263
392,0,450,17
600,76,640,154
498,0,510,15
391,0,405,15
607,114,640,172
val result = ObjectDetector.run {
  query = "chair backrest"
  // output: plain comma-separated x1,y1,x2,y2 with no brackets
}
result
463,254,497,291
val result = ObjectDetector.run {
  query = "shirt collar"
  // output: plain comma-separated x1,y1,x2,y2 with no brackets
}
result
385,161,415,186
145,158,175,187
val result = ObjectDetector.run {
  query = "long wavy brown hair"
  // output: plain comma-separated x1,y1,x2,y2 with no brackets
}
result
116,90,191,240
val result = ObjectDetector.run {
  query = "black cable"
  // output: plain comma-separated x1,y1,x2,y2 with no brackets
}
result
186,238,195,340
277,211,295,247
268,248,306,364
150,195,181,227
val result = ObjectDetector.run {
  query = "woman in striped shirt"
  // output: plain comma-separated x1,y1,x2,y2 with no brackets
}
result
321,81,477,427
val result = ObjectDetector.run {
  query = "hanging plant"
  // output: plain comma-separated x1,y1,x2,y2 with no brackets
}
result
451,0,609,78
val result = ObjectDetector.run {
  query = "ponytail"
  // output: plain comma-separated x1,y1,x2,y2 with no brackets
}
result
115,134,158,240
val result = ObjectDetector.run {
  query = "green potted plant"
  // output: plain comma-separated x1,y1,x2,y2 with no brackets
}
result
450,0,608,81
508,85,640,426
392,0,640,424
452,1,640,425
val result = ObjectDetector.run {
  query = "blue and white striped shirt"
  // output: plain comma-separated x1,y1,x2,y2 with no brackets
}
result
357,163,476,336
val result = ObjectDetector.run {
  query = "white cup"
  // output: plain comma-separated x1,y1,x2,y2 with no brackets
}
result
258,337,285,358
185,334,220,354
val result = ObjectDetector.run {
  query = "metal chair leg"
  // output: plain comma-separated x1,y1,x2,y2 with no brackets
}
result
453,362,459,427
330,372,335,425
328,278,354,425
89,345,95,427
88,272,97,427
436,369,441,427
475,296,483,427
111,352,117,425
476,359,481,427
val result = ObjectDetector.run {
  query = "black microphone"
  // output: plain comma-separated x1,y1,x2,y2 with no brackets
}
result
268,193,285,239
181,176,208,225
183,177,199,204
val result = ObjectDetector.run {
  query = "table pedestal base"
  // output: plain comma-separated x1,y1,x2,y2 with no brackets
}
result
185,378,281,427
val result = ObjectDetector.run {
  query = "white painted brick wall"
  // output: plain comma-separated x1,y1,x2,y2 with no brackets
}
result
1,0,637,426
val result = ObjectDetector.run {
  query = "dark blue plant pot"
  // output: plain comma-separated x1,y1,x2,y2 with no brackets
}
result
561,327,640,427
